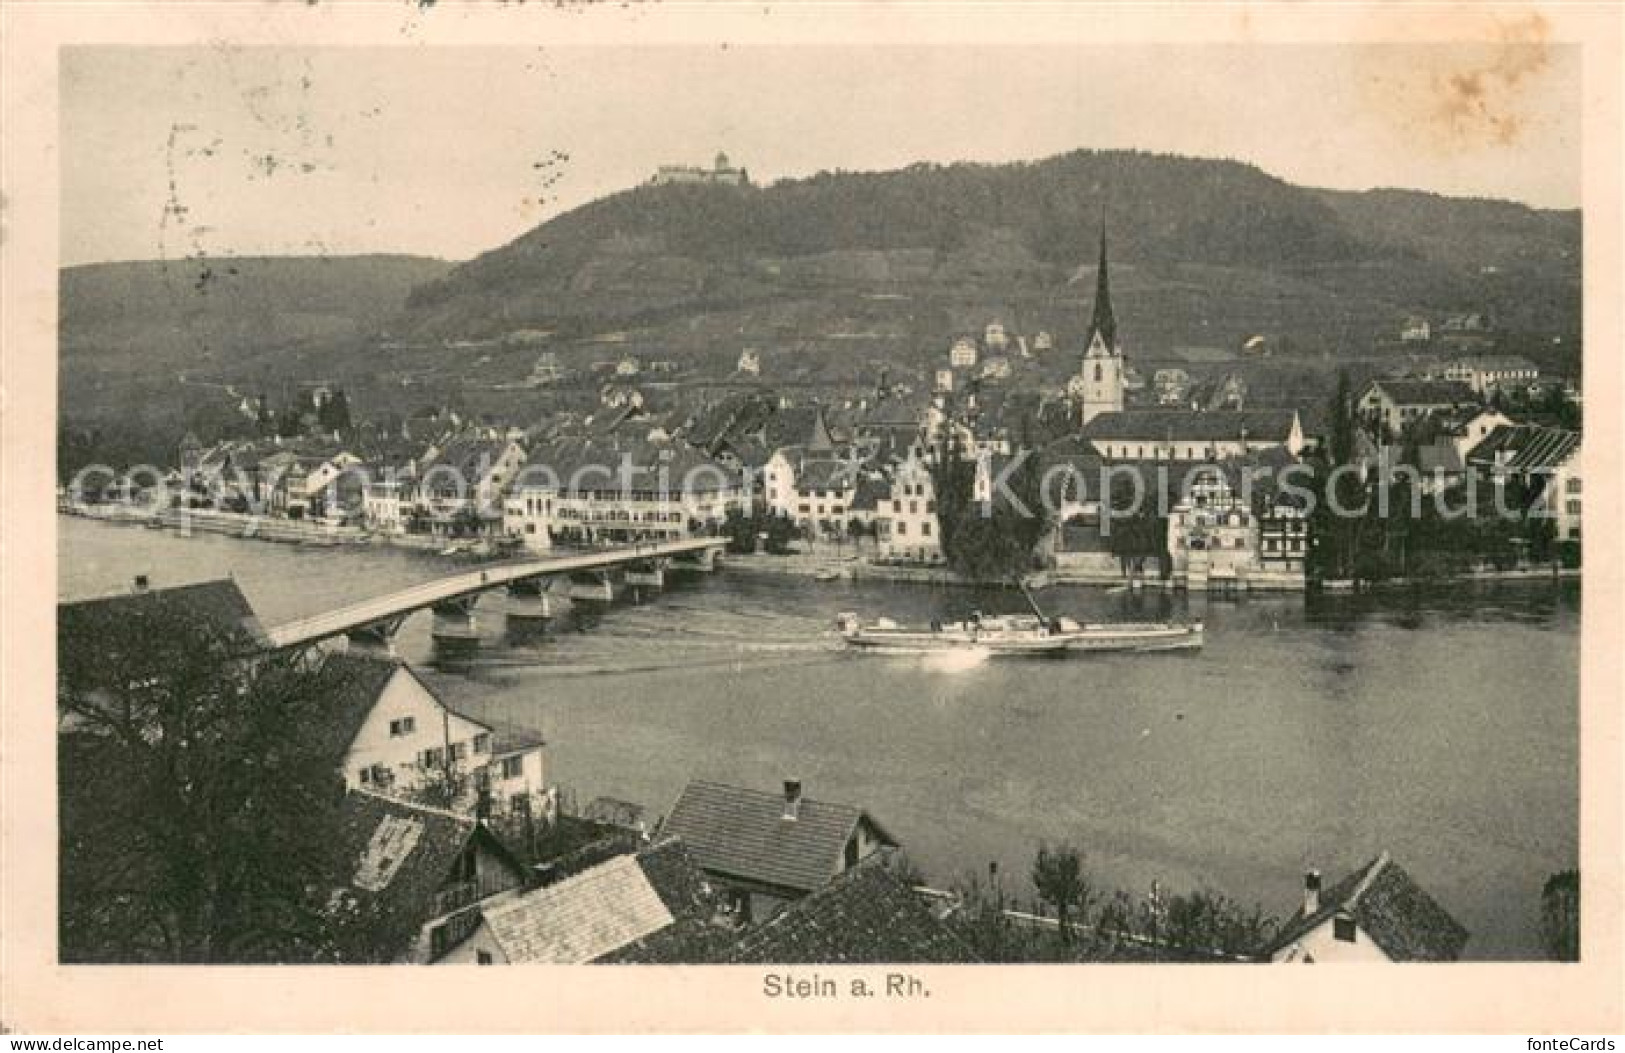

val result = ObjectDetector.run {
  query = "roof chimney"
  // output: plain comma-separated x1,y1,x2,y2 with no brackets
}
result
132,574,150,594
1303,869,1322,916
782,778,803,821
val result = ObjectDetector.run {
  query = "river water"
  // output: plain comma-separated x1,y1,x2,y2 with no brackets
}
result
59,516,1580,959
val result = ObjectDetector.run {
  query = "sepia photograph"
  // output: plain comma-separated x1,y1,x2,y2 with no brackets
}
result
4,0,1623,1036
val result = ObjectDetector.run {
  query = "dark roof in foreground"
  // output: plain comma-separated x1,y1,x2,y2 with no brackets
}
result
335,791,506,959
728,862,981,964
306,654,407,769
660,780,897,895
58,578,270,658
1263,851,1469,962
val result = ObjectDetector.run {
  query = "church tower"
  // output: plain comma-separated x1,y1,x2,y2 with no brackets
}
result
1077,225,1125,426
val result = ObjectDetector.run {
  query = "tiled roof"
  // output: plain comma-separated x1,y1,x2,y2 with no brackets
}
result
727,862,981,964
1263,852,1469,962
420,434,518,479
519,437,737,495
795,457,860,493
1081,409,1299,443
58,579,270,662
480,852,675,963
1466,424,1580,472
306,654,409,770
661,780,897,895
850,474,890,512
336,790,512,960
485,720,547,758
1366,380,1478,406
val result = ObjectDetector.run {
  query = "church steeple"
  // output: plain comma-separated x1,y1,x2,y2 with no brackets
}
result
1087,223,1118,354
1074,219,1126,427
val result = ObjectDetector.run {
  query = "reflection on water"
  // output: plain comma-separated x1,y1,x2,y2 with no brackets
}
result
59,517,1579,959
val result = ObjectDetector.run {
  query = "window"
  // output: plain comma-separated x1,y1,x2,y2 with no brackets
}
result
898,522,908,536
389,716,416,737
500,756,524,780
1567,478,1582,493
1332,914,1357,943
473,733,491,754
922,521,932,537
477,951,494,965
1566,499,1581,514
449,742,468,762
422,747,445,768
359,767,372,784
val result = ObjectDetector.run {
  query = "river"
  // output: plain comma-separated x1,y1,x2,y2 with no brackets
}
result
59,515,1580,959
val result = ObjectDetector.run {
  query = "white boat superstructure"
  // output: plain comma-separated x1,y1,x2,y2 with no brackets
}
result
835,610,1203,656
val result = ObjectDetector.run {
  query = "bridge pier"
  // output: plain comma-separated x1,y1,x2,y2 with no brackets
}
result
669,547,722,576
567,568,622,604
505,577,555,642
625,558,667,590
431,594,481,658
345,614,409,658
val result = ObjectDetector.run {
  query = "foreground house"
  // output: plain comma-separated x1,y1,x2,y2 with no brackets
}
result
659,779,899,922
726,862,981,964
1263,852,1469,963
332,790,530,963
436,839,716,964
58,578,272,732
315,653,550,819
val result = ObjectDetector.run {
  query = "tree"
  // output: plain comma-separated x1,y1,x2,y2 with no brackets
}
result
1031,842,1093,945
1540,869,1580,962
58,605,352,963
317,388,352,435
1158,887,1277,959
720,507,758,554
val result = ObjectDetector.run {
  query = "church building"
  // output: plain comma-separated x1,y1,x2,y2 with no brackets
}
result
1072,227,1126,426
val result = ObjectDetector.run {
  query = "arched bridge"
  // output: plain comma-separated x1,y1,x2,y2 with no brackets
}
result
264,537,726,651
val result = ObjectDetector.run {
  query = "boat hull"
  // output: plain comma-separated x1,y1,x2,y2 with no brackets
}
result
839,624,1203,656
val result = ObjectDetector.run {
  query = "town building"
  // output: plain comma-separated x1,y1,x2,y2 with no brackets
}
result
874,457,941,564
505,437,746,549
527,352,565,387
1400,316,1432,343
948,337,979,369
736,348,761,376
1466,424,1582,542
984,321,1008,352
411,432,528,538
1355,380,1480,436
1082,408,1306,462
659,779,899,923
1442,355,1541,396
1153,367,1193,406
1263,852,1469,963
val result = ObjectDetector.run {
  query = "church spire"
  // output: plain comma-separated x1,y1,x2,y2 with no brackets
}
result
1087,222,1118,354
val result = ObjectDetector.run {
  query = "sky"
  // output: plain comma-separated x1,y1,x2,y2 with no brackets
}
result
59,41,1581,267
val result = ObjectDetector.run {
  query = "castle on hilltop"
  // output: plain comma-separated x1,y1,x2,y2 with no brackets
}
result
651,152,750,188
